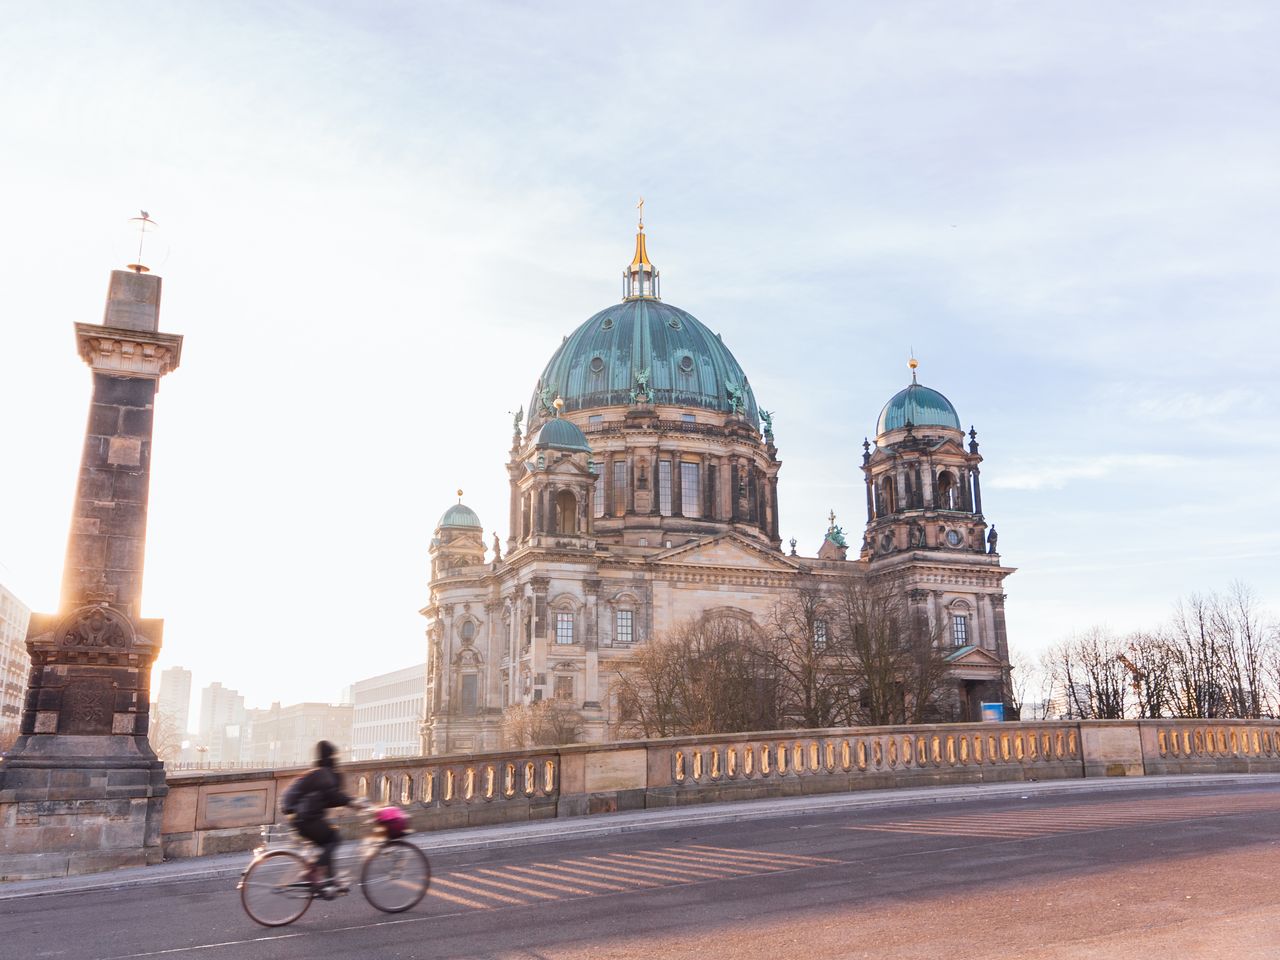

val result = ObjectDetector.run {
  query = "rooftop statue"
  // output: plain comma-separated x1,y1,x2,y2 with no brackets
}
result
760,409,774,442
725,379,745,415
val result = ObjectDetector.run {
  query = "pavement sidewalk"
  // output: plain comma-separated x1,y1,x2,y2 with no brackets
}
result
4,773,1278,902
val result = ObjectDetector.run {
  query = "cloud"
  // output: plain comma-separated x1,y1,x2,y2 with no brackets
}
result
989,453,1194,491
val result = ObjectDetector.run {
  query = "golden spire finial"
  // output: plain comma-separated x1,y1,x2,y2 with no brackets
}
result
908,353,919,384
630,200,651,268
456,488,464,501
553,395,564,416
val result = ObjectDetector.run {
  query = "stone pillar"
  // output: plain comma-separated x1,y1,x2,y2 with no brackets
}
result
0,269,182,880
506,462,521,552
972,467,983,516
583,580,601,708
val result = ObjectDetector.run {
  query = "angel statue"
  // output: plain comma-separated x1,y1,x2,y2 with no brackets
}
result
509,406,524,435
760,409,775,441
725,380,745,416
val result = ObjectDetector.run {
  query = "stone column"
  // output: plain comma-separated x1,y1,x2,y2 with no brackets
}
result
972,467,983,516
583,579,601,708
0,269,182,880
768,474,781,544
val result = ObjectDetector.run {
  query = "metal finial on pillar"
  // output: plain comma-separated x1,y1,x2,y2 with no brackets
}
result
126,211,157,274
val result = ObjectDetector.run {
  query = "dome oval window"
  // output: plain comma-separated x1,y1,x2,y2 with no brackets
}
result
601,317,614,330
678,355,694,373
590,356,605,374
668,316,682,330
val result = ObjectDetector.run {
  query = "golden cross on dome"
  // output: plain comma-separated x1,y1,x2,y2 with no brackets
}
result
828,509,837,527
636,196,644,230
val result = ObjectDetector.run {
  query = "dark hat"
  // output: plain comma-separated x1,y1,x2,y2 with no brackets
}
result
316,740,338,767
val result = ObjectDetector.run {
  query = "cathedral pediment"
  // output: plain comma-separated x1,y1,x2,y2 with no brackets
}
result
942,643,1004,677
651,533,801,572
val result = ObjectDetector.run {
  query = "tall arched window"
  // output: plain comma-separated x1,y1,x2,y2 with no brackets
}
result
555,490,578,534
937,471,958,510
879,476,896,514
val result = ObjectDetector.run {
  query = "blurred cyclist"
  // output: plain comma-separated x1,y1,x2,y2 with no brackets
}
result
281,740,363,893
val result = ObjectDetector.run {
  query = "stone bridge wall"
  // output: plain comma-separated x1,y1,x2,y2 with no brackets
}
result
158,718,1280,859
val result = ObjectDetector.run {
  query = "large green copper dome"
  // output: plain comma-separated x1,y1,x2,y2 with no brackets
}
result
529,298,759,425
877,383,962,435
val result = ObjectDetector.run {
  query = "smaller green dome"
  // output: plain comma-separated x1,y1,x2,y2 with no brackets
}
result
437,502,482,530
877,383,962,435
535,417,591,453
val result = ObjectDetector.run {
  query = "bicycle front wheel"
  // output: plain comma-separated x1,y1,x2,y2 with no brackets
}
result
361,839,430,913
240,850,315,927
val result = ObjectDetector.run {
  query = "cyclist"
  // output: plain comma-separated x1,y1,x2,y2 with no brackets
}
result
281,740,363,894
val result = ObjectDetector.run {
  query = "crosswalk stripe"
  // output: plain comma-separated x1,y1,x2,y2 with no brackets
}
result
618,851,760,875
431,876,530,906
451,871,559,900
582,855,706,883
680,844,839,870
486,865,600,897
660,849,798,870
428,885,494,910
520,862,636,892
552,858,666,887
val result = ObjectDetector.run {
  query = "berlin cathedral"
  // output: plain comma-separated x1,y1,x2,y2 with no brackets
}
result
420,218,1014,754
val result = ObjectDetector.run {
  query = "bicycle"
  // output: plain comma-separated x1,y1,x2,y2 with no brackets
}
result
238,805,431,927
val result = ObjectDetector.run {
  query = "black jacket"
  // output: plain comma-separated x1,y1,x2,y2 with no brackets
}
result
282,767,353,822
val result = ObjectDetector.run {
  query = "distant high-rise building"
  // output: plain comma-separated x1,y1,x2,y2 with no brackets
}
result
198,681,246,764
242,701,353,768
156,666,193,736
351,663,426,760
0,583,32,744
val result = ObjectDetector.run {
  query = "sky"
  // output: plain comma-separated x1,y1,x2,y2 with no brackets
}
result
1,1,1277,713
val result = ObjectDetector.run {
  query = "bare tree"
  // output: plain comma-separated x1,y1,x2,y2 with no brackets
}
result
1009,650,1053,720
613,614,779,737
1166,593,1228,718
762,586,850,729
827,580,951,726
501,700,584,748
1043,629,1129,719
147,706,184,764
1215,582,1271,718
1122,630,1176,719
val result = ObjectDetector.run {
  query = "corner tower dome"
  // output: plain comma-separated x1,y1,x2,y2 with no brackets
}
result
529,218,759,427
437,494,482,530
876,359,962,437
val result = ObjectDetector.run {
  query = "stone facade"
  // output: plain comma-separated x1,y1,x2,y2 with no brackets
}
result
0,583,31,745
420,229,1014,755
0,268,182,879
351,662,427,760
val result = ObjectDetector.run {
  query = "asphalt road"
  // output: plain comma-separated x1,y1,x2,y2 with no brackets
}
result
3,781,1279,960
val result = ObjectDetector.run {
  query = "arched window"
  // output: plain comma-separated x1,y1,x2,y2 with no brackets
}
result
555,490,578,534
879,476,896,514
949,600,971,647
460,620,476,642
937,471,958,510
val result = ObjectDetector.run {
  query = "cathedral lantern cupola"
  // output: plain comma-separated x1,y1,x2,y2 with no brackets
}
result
861,359,991,559
430,491,487,577
509,409,598,547
623,200,660,301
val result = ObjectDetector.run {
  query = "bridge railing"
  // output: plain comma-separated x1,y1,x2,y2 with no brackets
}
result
159,718,1280,859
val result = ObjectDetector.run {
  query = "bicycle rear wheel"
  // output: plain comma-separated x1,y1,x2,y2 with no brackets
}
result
360,839,430,913
240,850,315,926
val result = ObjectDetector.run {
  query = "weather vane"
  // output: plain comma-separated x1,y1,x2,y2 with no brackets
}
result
126,210,157,274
